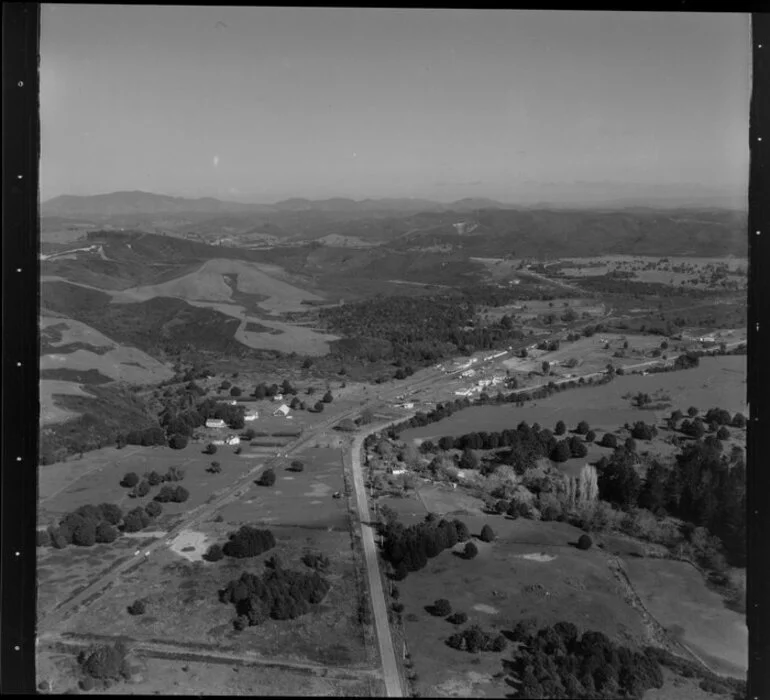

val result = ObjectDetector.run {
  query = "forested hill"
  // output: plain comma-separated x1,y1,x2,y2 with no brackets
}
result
384,208,747,258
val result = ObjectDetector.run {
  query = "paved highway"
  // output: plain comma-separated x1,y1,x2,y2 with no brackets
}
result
348,430,403,697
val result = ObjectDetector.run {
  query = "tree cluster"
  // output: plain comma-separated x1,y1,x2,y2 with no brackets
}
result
220,565,331,627
153,484,189,503
381,516,470,575
221,525,276,558
47,503,125,548
77,642,131,682
447,624,507,653
508,623,664,699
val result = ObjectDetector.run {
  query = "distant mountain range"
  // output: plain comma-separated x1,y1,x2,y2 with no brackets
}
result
41,190,746,220
40,191,513,218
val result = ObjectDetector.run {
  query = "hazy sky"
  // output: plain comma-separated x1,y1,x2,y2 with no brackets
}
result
41,6,750,204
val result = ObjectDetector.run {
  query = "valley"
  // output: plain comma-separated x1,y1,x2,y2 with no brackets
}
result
36,194,748,699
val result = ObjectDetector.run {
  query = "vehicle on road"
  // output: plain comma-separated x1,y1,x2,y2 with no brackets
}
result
332,491,342,499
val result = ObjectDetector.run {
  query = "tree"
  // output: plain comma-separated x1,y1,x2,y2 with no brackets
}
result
314,401,325,413
322,390,334,403
570,438,588,459
95,522,118,544
542,361,550,376
337,418,357,432
204,543,224,562
169,434,188,450
577,534,593,550
717,426,731,441
204,443,218,455
687,406,699,418
289,460,305,472
128,600,146,615
731,412,747,429
585,430,596,443
78,642,129,681
459,448,480,470
222,525,276,558
146,470,163,486
145,501,162,518
554,420,566,436
447,611,468,625
453,519,471,542
551,440,572,463
99,503,123,525
121,472,139,488
432,599,452,616
259,468,276,487
480,524,495,542
464,542,478,559
624,437,637,453
131,480,150,498
576,420,590,435
600,433,618,449
209,461,222,474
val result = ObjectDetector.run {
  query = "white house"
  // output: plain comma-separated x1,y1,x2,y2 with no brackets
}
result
460,369,476,378
273,404,291,417
226,435,240,446
400,402,414,409
272,394,284,402
205,418,226,429
212,439,225,446
244,410,259,422
391,468,407,476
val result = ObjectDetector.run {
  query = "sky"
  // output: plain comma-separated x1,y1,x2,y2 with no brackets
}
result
40,6,751,205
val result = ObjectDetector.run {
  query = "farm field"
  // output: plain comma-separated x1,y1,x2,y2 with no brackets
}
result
37,649,380,696
37,441,266,527
401,356,747,441
623,557,747,678
395,518,647,698
218,447,348,530
56,525,371,669
39,445,148,502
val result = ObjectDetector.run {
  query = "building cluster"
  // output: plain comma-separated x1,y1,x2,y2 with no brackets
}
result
454,374,505,397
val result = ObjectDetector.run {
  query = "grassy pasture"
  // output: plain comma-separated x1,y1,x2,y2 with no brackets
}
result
218,447,348,530
623,558,747,678
401,356,746,440
37,536,156,619
37,442,264,526
395,519,646,698
113,258,324,313
503,332,669,377
40,380,95,426
37,648,378,697
58,526,369,668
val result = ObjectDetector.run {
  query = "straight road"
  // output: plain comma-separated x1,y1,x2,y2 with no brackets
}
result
348,430,403,698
